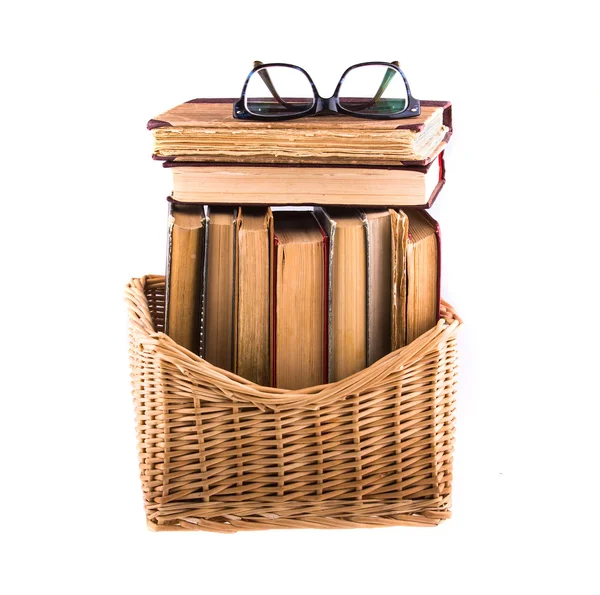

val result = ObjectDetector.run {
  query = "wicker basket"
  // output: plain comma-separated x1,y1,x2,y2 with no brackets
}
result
125,274,462,532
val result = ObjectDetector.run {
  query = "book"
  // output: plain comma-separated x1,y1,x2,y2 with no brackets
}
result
165,152,445,208
360,209,394,366
204,206,237,371
234,207,273,386
148,99,452,166
272,211,328,390
403,209,441,344
314,207,367,382
391,209,409,350
164,203,206,354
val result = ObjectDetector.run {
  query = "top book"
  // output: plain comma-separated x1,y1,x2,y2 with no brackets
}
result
148,99,452,167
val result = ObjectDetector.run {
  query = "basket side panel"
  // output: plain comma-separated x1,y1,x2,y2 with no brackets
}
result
145,282,165,333
128,281,167,521
429,335,458,518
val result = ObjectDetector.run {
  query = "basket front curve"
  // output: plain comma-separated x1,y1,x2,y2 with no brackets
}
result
150,313,459,412
126,275,461,532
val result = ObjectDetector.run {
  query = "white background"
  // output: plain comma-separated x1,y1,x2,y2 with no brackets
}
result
2,1,599,593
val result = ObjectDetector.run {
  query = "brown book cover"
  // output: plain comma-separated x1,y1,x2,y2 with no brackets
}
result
403,208,441,344
271,211,328,389
359,209,395,365
415,209,441,321
164,202,206,354
234,207,273,386
164,151,446,209
314,207,368,383
149,98,452,167
391,209,409,350
203,206,237,371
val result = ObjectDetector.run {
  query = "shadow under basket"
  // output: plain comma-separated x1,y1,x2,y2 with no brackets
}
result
125,275,462,533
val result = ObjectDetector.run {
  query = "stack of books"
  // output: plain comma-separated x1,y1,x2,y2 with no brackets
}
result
150,99,452,390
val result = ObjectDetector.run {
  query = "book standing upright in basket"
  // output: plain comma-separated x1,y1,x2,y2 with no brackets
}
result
204,207,237,371
164,203,206,354
234,207,273,386
271,210,328,389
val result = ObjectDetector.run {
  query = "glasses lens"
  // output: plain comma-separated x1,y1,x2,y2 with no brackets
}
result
245,66,315,117
338,65,409,115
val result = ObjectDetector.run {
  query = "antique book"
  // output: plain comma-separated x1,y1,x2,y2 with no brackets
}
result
404,209,441,344
204,206,237,371
391,209,409,350
314,207,367,383
164,203,206,354
360,209,394,366
149,99,452,166
166,152,445,208
234,207,273,386
271,211,328,390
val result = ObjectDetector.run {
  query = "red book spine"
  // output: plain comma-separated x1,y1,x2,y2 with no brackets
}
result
271,234,279,388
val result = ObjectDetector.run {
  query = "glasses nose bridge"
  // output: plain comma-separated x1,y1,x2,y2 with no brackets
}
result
315,95,338,114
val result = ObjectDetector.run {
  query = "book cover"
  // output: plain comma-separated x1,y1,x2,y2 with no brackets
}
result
165,150,446,209
203,206,238,371
391,209,409,350
271,211,328,389
164,202,206,354
314,207,367,383
403,208,441,344
359,209,394,365
149,99,452,167
234,207,273,386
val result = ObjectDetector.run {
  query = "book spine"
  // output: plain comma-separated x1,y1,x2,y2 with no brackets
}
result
319,223,329,386
231,208,239,371
313,207,335,384
265,208,274,385
417,209,442,319
271,234,280,388
424,151,446,209
200,207,210,358
164,200,175,335
358,210,372,366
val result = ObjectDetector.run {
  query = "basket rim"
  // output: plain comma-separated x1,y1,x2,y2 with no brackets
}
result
125,274,461,411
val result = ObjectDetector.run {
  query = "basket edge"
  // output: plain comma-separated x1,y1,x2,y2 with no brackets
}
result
125,275,462,411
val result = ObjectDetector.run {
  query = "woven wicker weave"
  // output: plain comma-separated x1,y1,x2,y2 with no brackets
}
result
125,274,461,532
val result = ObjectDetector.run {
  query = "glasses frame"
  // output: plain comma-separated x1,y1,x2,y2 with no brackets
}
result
233,61,420,121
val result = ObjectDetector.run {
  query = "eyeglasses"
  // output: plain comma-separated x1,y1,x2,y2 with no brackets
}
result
233,61,420,121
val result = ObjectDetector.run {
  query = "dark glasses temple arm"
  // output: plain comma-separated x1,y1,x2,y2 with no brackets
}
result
373,61,400,102
349,61,401,110
253,61,299,110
